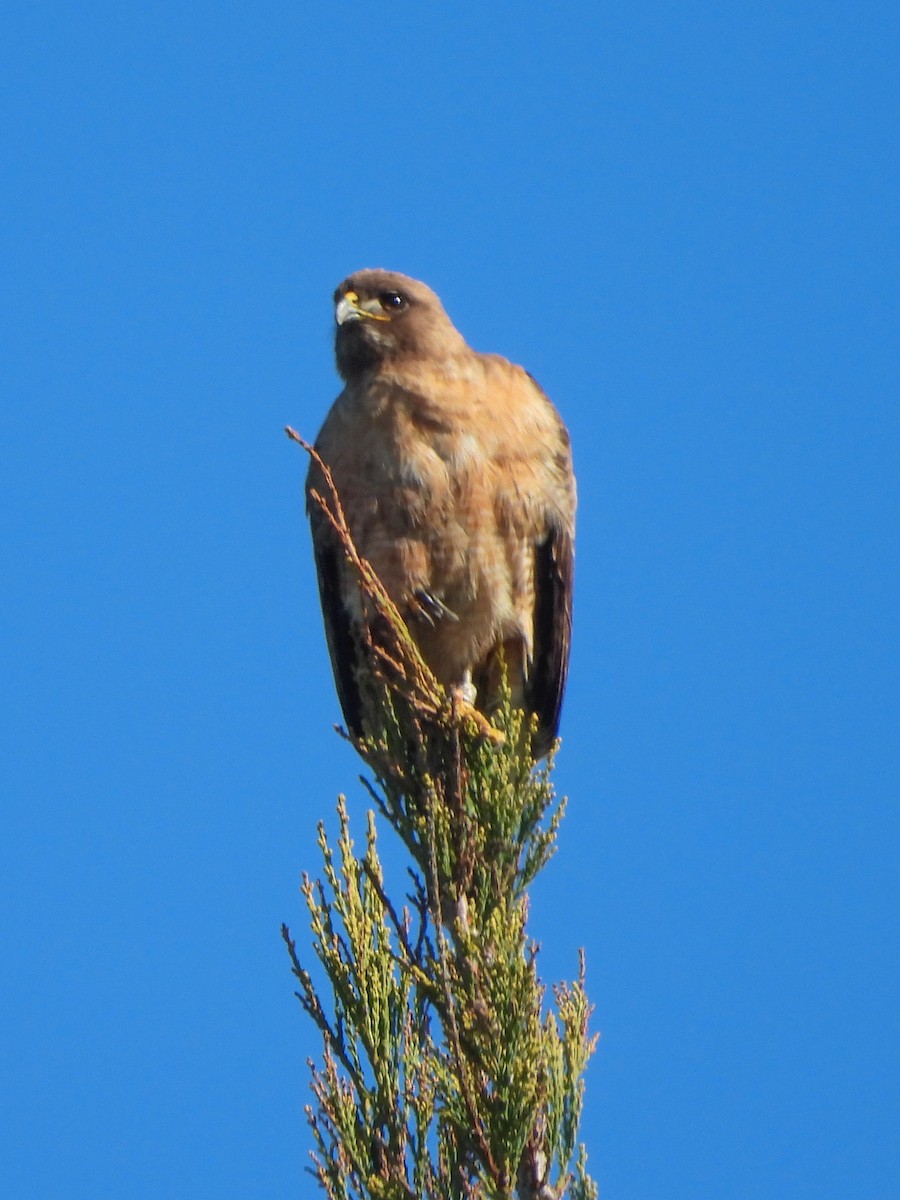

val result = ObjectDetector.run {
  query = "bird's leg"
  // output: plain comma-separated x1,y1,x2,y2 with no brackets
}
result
449,669,505,745
451,668,477,708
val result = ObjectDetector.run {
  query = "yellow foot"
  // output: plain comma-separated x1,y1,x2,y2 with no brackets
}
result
448,688,506,746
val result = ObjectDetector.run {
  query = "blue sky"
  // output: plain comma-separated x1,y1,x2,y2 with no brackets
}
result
3,2,898,1197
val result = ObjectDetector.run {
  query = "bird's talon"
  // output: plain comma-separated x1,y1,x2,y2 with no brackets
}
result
449,693,506,745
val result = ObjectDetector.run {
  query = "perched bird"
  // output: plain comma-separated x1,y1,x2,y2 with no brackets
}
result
307,269,575,758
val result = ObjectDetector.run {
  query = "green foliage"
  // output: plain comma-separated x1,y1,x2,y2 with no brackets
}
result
283,682,598,1199
284,431,597,1198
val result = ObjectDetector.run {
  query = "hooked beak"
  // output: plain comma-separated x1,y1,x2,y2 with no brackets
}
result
335,290,391,325
335,292,361,325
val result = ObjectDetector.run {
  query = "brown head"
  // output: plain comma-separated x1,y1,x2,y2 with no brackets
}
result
333,269,466,380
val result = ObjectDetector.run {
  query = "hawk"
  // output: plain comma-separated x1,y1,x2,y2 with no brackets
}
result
307,269,575,758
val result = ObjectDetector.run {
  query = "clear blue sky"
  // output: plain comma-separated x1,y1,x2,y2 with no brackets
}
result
3,3,898,1197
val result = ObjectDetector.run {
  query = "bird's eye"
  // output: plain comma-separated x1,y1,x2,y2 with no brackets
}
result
379,291,406,311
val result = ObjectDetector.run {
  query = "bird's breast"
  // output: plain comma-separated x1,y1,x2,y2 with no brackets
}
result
319,363,559,626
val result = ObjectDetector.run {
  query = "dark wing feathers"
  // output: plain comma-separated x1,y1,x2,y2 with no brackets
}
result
526,523,574,758
521,372,575,757
310,526,365,740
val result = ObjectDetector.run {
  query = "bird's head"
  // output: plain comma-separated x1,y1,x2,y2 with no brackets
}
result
333,269,465,380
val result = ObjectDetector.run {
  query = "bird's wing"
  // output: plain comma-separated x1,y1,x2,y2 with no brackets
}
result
307,490,365,741
526,519,574,758
517,370,575,757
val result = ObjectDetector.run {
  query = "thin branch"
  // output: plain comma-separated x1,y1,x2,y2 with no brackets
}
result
425,786,501,1187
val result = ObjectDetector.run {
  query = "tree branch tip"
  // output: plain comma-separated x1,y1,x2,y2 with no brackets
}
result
284,425,312,452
